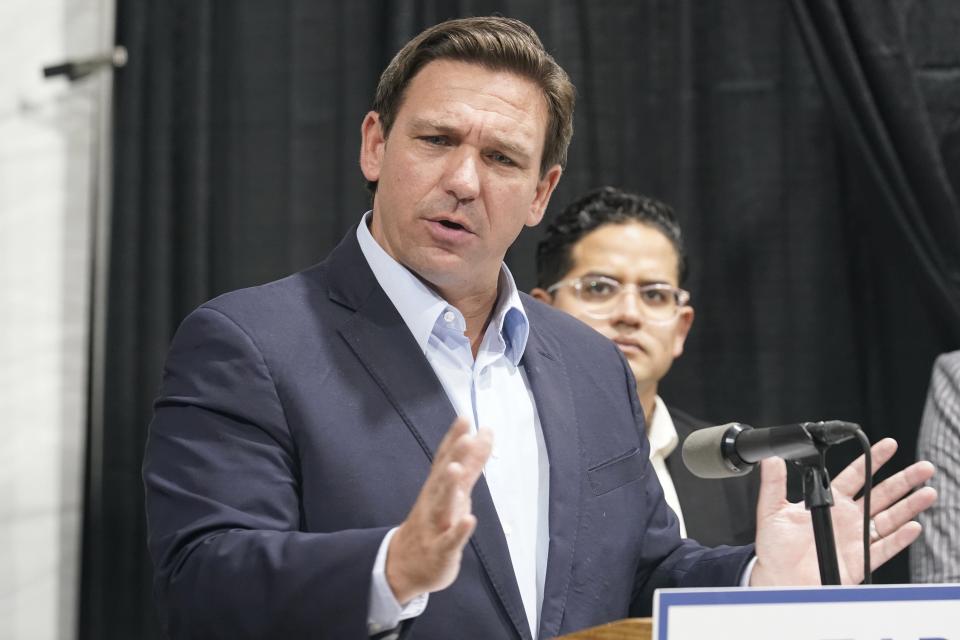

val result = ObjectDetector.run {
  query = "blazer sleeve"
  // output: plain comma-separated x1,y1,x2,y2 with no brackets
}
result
143,306,390,639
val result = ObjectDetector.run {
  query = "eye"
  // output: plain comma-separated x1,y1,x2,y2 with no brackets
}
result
640,288,670,306
420,135,450,146
487,151,515,166
580,278,618,301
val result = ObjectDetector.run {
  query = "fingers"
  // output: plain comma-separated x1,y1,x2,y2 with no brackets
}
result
461,426,493,485
438,512,478,553
869,521,923,571
426,462,478,550
848,459,935,578
386,418,493,601
831,438,897,497
432,416,474,468
425,420,493,527
756,457,788,521
870,485,937,539
423,421,491,562
432,418,492,482
426,461,469,529
860,460,935,515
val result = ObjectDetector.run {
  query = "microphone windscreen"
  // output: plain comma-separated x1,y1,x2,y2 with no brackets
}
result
681,423,755,479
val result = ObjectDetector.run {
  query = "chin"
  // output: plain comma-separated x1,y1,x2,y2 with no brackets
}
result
626,363,650,385
627,353,663,381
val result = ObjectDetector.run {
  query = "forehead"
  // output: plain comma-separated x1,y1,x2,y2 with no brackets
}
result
568,222,681,283
396,59,548,148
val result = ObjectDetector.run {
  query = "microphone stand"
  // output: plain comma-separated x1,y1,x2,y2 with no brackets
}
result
797,446,841,585
686,419,863,586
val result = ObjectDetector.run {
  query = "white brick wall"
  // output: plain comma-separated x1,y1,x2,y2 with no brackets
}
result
0,1,114,638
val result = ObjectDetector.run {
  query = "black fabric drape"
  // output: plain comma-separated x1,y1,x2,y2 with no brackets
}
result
81,1,960,638
789,0,960,323
782,0,960,580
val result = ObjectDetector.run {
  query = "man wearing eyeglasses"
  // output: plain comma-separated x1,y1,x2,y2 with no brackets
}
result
532,186,759,547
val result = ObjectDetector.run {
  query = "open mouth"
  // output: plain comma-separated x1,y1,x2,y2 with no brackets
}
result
425,215,474,242
438,219,465,231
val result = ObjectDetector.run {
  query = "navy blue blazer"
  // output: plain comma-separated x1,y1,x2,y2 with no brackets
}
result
143,228,754,639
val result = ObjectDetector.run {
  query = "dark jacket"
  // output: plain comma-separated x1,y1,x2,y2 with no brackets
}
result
665,406,760,547
143,228,754,639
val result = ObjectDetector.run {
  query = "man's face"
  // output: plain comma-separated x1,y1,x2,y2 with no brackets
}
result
534,222,694,394
360,59,562,297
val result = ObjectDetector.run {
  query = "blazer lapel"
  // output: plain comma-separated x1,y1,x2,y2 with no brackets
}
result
467,493,535,639
326,229,532,639
521,315,582,640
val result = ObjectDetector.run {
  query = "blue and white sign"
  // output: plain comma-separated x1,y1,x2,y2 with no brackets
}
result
653,584,960,640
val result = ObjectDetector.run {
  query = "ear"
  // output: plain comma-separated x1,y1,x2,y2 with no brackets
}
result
530,287,553,304
672,305,695,358
359,111,386,182
525,164,563,227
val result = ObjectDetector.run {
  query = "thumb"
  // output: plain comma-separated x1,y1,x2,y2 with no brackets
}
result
756,457,788,521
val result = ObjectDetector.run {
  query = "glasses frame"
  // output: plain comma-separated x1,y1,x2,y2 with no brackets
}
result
547,275,690,322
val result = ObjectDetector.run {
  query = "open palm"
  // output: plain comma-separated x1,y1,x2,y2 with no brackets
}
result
750,438,936,586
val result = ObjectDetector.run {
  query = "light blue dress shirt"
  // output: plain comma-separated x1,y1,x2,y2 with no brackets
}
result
357,213,550,638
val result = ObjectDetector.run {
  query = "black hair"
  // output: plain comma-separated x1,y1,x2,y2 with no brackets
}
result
535,186,688,289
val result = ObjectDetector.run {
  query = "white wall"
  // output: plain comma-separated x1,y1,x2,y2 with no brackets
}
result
0,0,114,638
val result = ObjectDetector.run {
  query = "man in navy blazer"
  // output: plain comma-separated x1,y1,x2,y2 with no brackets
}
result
143,16,936,640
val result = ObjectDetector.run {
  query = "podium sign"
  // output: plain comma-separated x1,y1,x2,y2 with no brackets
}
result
653,584,960,640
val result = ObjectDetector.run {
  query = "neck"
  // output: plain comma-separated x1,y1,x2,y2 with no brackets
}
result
637,382,657,433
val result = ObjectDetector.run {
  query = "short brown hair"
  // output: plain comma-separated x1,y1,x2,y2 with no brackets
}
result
368,16,575,193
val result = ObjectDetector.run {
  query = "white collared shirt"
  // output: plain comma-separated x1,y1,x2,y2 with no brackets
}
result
646,396,687,538
357,213,548,638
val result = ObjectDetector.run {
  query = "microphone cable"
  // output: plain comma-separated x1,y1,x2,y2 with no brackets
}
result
852,427,872,585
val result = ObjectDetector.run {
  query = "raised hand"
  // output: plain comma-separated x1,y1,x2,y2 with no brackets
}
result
750,438,937,586
386,417,493,604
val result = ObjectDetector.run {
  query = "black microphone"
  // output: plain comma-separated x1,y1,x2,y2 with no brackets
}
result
681,420,860,479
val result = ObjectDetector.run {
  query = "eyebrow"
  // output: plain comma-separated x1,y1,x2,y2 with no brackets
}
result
580,271,672,286
407,117,533,164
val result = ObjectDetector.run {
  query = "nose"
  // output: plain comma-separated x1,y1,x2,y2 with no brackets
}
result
610,288,643,328
443,148,480,203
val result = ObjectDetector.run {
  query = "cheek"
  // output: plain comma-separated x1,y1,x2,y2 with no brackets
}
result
488,182,537,222
392,163,423,190
549,296,612,335
642,328,676,356
385,166,435,213
576,314,614,338
641,324,674,366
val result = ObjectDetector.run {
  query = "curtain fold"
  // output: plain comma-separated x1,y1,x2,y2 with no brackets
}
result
789,0,960,321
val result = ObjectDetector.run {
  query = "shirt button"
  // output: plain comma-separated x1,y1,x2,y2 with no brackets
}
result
443,310,456,323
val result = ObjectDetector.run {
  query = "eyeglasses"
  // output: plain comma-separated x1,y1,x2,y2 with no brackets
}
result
547,275,690,322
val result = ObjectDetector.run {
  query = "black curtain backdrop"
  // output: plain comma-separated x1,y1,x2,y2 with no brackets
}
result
80,1,960,638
